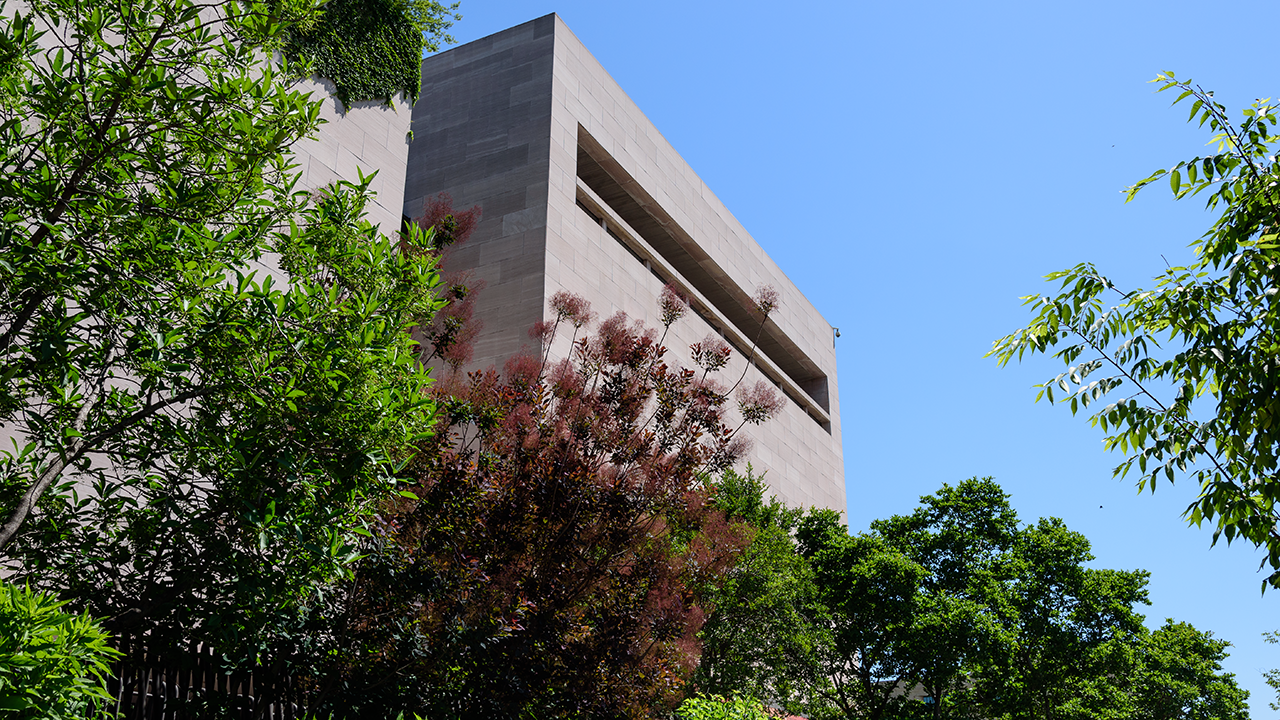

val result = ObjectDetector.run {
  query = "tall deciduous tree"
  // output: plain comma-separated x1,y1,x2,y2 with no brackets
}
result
990,73,1280,588
0,0,446,665
959,516,1150,718
796,480,1018,720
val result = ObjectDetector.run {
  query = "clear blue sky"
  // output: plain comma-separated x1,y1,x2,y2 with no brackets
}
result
440,0,1279,710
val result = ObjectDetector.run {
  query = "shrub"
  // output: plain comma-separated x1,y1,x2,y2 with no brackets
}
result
0,582,120,718
676,694,774,720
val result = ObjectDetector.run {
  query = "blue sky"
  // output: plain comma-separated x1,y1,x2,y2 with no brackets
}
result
441,0,1279,710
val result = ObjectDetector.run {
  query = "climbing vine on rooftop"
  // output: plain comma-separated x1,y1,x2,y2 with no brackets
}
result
285,0,460,108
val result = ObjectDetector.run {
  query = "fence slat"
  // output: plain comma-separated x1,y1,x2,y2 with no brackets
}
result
105,634,304,720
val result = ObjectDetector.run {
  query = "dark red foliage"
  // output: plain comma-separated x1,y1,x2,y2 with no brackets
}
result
528,318,556,345
550,288,596,329
659,284,689,328
405,193,484,370
691,334,732,373
416,192,480,252
752,285,780,318
737,380,785,426
313,288,787,718
333,289,794,718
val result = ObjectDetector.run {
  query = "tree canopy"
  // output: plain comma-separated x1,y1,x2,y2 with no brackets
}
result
700,477,1251,720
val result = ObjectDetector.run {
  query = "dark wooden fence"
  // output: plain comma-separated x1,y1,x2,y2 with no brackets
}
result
101,633,306,720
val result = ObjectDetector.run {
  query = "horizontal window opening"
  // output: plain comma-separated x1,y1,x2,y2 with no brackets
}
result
580,199,663,282
577,183,830,434
576,198,602,225
574,127,830,419
575,127,830,432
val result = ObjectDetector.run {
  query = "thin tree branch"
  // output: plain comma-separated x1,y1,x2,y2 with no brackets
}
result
0,385,215,552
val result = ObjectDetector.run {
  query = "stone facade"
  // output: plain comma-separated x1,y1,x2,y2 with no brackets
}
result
290,79,414,237
401,15,845,513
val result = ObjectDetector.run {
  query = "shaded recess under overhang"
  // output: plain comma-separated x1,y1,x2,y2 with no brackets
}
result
574,126,830,414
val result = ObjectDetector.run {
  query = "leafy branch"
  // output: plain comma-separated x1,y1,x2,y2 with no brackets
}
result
991,72,1280,589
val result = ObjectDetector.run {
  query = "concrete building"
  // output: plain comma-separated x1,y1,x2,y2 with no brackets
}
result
400,15,844,512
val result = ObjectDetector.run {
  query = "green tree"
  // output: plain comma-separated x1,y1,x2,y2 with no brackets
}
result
961,517,1150,719
695,478,1250,720
795,480,1019,720
1133,620,1249,720
801,480,1248,720
990,73,1280,588
696,467,824,714
0,0,445,669
803,524,932,720
697,480,1013,720
868,478,1021,718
